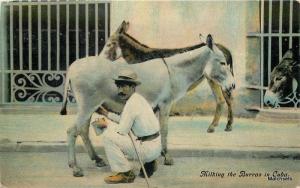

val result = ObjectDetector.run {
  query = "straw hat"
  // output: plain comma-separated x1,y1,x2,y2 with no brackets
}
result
113,68,141,85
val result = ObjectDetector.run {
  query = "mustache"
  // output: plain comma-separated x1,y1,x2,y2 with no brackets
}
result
118,92,126,96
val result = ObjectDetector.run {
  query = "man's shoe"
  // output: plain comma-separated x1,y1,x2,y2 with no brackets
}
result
139,159,158,178
104,170,135,184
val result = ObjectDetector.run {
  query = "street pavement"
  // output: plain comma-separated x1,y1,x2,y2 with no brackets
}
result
1,114,300,159
1,152,300,188
1,114,300,187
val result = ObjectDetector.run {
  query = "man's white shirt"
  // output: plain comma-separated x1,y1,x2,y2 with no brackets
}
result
107,93,160,137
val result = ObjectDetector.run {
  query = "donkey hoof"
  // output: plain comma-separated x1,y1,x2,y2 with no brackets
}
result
207,127,215,133
225,126,232,132
95,159,106,167
164,156,174,166
73,167,84,177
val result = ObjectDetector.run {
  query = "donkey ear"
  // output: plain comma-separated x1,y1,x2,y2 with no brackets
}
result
282,49,295,60
116,20,128,34
206,34,213,50
292,78,298,92
292,63,300,73
124,21,130,33
291,64,300,87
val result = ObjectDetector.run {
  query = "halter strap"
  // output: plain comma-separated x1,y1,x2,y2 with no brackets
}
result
161,57,175,100
162,57,171,77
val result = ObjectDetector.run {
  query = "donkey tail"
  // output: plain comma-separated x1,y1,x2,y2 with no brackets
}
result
60,72,70,115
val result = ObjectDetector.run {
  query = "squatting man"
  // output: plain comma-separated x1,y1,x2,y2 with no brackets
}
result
92,68,162,184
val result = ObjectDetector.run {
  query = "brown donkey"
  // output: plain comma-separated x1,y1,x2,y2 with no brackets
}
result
104,21,234,134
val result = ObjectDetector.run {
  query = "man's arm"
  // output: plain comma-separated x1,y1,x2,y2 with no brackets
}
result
107,112,121,123
96,100,136,135
115,100,136,135
96,106,120,123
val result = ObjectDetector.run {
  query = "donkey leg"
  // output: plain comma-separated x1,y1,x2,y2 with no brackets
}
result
159,104,174,165
223,91,233,132
207,79,225,133
67,125,84,177
80,123,106,167
67,111,97,177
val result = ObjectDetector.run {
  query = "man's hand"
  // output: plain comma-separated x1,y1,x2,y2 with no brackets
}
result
92,117,108,129
96,106,109,117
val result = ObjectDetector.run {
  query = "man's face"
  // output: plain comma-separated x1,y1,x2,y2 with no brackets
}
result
116,82,135,101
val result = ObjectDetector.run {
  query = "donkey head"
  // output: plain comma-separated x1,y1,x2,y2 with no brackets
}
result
204,34,235,95
264,49,300,108
102,21,129,61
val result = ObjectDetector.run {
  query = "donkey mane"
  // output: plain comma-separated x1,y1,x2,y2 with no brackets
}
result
118,33,233,75
215,43,234,75
119,33,206,64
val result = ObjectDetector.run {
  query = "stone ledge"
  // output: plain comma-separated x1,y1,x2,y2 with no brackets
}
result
1,143,299,160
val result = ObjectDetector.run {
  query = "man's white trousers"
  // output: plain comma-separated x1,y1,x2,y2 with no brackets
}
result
102,123,161,173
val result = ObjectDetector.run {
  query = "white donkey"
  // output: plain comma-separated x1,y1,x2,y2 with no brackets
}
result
61,22,235,177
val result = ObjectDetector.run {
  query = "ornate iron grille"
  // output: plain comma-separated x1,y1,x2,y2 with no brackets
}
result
1,0,110,104
248,0,300,109
261,0,299,108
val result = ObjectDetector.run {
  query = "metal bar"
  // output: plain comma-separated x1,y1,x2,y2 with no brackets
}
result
247,33,300,37
38,1,41,70
10,5,14,103
57,3,60,70
105,3,108,41
85,3,89,57
2,70,67,74
95,3,98,55
76,2,79,59
279,0,283,60
267,0,272,85
3,1,110,6
19,5,23,70
1,6,8,104
289,0,293,48
260,0,264,108
48,2,51,70
28,2,32,70
66,2,69,67
10,6,13,71
9,87,63,90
